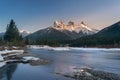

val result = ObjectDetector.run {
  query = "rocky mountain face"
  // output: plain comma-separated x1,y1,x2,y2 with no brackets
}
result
27,21,97,40
53,21,97,34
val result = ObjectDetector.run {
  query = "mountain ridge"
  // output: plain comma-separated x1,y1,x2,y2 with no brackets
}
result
27,21,97,40
70,21,120,47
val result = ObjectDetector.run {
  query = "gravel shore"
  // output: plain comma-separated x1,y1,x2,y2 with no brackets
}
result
57,68,120,80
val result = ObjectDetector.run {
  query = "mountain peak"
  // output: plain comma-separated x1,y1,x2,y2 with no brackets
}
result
19,30,31,37
52,20,97,34
68,21,75,26
19,30,31,34
53,21,65,29
80,21,93,31
27,20,98,40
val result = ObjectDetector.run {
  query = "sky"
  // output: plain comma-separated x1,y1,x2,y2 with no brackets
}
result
0,0,120,33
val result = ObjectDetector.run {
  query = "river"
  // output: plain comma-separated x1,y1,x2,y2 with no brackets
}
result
0,47,120,80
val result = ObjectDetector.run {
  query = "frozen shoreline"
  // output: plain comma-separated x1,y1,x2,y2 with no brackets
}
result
0,62,6,68
0,48,49,68
28,45,120,51
0,49,24,68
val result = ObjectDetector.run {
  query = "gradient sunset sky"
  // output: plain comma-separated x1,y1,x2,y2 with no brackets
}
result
0,0,120,32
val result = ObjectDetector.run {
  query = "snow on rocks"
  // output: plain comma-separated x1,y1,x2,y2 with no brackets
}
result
0,47,49,67
57,68,120,80
0,62,6,68
0,49,24,54
0,49,24,68
23,56,39,61
22,56,49,66
0,54,6,68
0,55,4,61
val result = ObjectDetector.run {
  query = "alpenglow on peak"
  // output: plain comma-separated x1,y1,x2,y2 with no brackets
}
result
52,20,97,34
27,20,98,40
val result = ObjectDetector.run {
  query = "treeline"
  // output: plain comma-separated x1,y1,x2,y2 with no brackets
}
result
25,33,120,48
25,38,72,47
70,34,120,47
0,19,24,46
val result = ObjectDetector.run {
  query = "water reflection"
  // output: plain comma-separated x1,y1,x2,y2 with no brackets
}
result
0,66,6,79
1,49,120,80
0,63,17,80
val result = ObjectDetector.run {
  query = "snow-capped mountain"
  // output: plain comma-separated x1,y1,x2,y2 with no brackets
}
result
27,21,98,40
19,30,31,37
52,21,97,34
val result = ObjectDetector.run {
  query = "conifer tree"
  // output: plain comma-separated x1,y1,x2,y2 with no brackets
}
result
4,19,22,45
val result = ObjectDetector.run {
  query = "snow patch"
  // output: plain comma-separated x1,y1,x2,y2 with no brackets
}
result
0,49,24,68
0,50,24,54
0,62,6,68
81,23,92,31
71,48,120,51
29,45,120,51
23,56,39,61
0,55,4,61
29,45,71,51
51,47,71,51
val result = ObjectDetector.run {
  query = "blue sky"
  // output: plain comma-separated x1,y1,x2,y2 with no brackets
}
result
0,0,120,32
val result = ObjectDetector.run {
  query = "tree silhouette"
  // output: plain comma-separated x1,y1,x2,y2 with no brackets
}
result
4,19,23,46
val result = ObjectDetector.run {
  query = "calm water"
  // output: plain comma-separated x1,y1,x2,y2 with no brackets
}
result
0,48,120,80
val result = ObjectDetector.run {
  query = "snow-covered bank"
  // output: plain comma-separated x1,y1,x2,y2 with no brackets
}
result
0,49,24,68
28,45,120,51
0,49,48,67
71,47,120,51
0,62,6,68
51,47,71,51
0,55,4,61
28,45,71,51
0,50,24,54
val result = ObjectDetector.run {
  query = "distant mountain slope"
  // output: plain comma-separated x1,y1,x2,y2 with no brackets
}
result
19,30,31,37
27,27,72,40
70,21,120,47
96,21,120,38
27,21,97,40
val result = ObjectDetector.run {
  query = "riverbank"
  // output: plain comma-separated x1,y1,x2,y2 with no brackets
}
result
0,46,49,68
0,46,120,80
0,49,24,68
57,68,120,80
28,45,120,51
